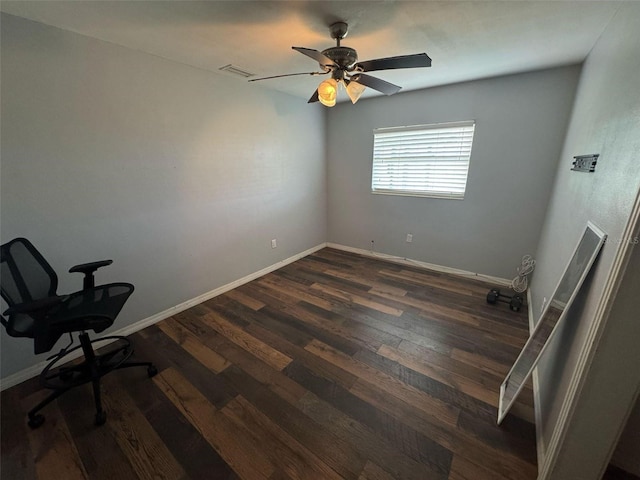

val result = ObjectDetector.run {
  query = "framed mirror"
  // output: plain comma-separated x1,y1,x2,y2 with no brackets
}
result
497,221,607,424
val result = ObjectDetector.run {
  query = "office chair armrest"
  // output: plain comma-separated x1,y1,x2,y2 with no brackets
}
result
3,295,69,316
69,260,113,290
69,260,113,274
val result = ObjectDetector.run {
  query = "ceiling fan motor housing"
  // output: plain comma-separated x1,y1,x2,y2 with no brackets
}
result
321,46,358,71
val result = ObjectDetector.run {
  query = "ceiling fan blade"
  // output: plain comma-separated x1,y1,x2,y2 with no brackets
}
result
351,74,401,96
248,71,328,82
355,53,432,72
292,47,335,68
307,89,319,103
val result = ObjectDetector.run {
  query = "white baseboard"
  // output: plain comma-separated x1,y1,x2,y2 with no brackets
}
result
327,243,512,286
1,242,510,390
0,243,327,391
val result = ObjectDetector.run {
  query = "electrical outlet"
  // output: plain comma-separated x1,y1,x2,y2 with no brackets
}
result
271,239,277,249
542,297,547,311
406,234,413,243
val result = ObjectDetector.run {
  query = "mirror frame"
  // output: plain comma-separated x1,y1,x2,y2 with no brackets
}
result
497,221,607,424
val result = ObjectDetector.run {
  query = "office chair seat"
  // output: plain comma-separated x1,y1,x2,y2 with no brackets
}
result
1,237,157,429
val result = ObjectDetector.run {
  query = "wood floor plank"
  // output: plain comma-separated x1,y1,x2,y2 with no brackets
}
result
220,364,368,480
238,281,304,312
158,319,232,373
296,301,404,349
321,267,409,297
407,287,530,337
382,311,522,366
294,383,449,480
450,347,512,376
158,322,231,373
100,379,187,480
223,288,266,311
153,367,274,480
56,383,140,480
174,311,330,404
209,295,314,347
398,340,503,382
310,283,404,317
261,301,382,353
305,339,460,426
358,461,397,480
456,409,536,465
280,263,372,294
199,309,293,371
284,359,452,477
2,248,536,480
378,344,496,406
448,347,534,409
258,274,335,311
332,304,454,356
113,366,238,480
377,268,489,298
222,395,343,480
354,348,496,423
241,317,359,393
349,379,536,480
268,470,295,480
403,297,528,348
134,324,238,409
23,391,88,480
238,302,363,357
448,454,512,480
1,388,37,480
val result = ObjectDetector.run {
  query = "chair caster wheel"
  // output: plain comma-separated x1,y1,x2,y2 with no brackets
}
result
147,365,158,378
28,414,45,429
95,411,107,426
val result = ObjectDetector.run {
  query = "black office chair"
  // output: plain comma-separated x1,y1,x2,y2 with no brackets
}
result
0,237,157,428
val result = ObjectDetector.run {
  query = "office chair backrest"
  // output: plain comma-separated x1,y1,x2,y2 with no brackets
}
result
1,238,59,306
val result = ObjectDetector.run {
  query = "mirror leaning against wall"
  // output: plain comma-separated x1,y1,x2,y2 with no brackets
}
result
497,221,607,424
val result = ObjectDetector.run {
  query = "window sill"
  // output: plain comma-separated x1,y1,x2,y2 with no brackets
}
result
371,190,465,200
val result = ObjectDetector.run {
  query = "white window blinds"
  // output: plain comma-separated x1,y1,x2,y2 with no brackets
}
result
371,121,475,199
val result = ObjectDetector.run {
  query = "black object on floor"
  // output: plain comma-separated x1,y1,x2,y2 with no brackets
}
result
486,288,524,312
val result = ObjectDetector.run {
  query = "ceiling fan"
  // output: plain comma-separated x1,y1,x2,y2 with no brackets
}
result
249,21,432,107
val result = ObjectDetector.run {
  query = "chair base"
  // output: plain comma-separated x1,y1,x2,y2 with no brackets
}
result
27,332,157,429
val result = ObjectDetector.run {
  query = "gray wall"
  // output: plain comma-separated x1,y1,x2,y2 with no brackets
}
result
0,14,327,379
527,3,640,478
545,237,640,479
326,67,580,279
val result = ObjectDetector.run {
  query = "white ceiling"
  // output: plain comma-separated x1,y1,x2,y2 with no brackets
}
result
1,1,621,102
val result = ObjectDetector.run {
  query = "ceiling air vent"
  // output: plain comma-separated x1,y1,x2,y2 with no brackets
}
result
219,64,255,78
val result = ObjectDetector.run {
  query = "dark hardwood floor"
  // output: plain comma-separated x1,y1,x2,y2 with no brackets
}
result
603,465,640,480
1,248,538,480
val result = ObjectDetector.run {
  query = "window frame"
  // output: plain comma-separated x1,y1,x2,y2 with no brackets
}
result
370,120,476,200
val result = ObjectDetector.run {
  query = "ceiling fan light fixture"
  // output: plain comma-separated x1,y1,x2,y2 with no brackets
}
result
252,22,430,106
346,80,366,104
318,78,338,107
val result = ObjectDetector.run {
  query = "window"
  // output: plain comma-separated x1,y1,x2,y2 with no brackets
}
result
371,121,475,199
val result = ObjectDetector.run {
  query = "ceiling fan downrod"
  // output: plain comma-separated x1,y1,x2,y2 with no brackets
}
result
329,21,349,47
322,22,358,72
